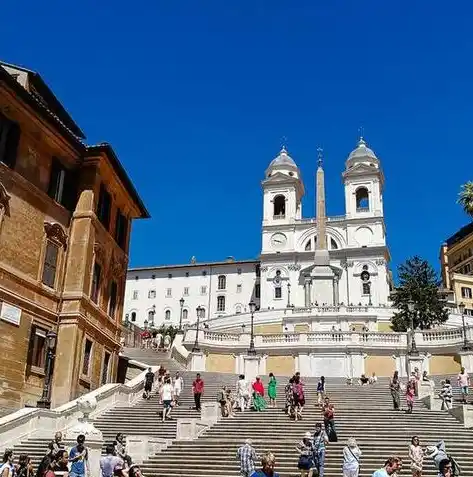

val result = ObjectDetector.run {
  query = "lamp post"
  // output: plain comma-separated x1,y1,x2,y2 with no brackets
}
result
37,330,57,409
193,306,202,352
179,298,185,332
248,300,256,356
368,282,373,306
407,299,418,355
459,302,470,350
287,282,291,308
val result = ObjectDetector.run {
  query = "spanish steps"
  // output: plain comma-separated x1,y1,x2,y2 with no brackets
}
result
10,348,473,477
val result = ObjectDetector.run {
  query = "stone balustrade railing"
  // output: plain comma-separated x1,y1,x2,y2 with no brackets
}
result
183,326,473,351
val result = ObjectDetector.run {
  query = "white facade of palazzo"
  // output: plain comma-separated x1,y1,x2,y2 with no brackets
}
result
123,138,393,329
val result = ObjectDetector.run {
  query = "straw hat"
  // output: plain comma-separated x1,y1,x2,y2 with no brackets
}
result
304,431,312,439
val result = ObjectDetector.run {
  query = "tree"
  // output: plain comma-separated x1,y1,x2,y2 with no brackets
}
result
156,324,178,343
458,181,473,217
390,256,448,332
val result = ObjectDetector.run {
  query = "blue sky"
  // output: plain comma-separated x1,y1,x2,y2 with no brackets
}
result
2,1,472,277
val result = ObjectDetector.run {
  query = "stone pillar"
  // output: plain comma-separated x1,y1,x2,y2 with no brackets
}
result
304,278,312,307
189,352,206,372
243,355,262,382
201,402,220,425
459,350,473,373
406,353,425,376
333,276,340,305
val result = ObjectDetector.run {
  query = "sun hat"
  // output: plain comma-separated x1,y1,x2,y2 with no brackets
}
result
304,431,311,439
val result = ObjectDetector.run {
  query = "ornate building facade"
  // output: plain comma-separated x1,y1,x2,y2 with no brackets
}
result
125,138,393,333
0,61,148,413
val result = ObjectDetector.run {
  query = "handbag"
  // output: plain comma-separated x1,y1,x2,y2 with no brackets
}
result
298,454,313,470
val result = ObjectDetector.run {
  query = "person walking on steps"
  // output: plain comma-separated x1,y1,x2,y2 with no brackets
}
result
68,434,89,477
406,381,415,414
312,423,328,477
192,373,204,412
439,380,453,411
372,457,402,477
409,436,424,477
237,439,258,477
144,368,154,400
252,377,267,411
173,372,184,407
296,431,315,477
390,371,401,411
343,437,362,477
237,374,250,412
161,377,174,421
322,397,337,442
317,376,326,407
268,373,277,408
293,375,305,421
457,367,470,404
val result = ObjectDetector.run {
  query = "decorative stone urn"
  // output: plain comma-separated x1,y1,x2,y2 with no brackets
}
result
77,395,98,420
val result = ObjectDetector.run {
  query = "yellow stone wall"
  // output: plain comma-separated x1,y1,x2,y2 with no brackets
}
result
206,353,235,373
254,324,282,335
266,356,295,376
430,355,461,375
294,324,309,333
377,322,393,332
364,356,396,377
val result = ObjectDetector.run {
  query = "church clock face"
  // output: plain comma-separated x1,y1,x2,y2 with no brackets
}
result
270,233,287,249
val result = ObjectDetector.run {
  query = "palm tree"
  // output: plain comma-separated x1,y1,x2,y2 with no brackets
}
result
458,181,473,217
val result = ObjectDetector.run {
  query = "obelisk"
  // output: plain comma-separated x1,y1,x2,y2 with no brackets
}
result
311,148,335,304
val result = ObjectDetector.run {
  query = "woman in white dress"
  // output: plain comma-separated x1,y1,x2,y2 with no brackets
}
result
343,437,362,477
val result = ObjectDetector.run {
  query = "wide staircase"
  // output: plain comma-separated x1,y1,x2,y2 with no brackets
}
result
10,349,473,477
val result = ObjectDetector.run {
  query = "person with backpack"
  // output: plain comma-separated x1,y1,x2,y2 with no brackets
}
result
343,437,362,477
425,441,461,477
293,375,305,421
312,423,329,477
296,431,314,477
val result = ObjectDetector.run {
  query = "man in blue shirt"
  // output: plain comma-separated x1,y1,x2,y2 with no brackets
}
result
372,457,402,477
69,434,88,477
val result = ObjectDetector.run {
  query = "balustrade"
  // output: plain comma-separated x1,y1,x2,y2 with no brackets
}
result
261,333,300,344
203,331,240,342
307,332,349,343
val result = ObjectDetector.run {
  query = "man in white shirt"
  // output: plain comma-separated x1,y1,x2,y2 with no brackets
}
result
236,374,250,412
160,377,174,422
173,372,184,406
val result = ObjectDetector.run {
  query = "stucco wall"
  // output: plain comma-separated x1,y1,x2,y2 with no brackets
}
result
430,355,461,375
294,324,309,333
206,353,235,373
377,322,393,332
254,324,282,335
266,356,295,376
364,355,396,377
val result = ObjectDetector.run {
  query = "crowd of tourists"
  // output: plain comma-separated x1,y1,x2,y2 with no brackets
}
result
0,432,145,477
139,330,171,351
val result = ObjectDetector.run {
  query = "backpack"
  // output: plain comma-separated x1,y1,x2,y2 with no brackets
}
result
448,455,462,476
293,383,304,399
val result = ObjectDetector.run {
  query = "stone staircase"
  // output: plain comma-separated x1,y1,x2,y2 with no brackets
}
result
8,349,473,477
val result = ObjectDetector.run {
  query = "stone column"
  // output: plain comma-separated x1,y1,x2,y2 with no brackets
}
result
304,277,312,307
333,276,340,305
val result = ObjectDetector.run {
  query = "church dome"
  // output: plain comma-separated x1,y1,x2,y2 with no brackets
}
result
265,146,299,178
346,138,379,169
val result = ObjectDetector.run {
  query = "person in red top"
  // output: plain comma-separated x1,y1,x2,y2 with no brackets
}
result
192,373,204,411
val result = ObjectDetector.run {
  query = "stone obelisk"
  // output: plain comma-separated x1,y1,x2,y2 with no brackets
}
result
311,148,335,304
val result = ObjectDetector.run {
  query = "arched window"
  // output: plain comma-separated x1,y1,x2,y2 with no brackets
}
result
330,238,338,250
165,310,171,320
356,187,369,212
305,240,312,251
148,310,154,320
217,296,226,312
218,275,226,290
361,266,371,295
131,312,136,322
273,195,286,218
182,309,188,320
236,305,242,314
200,308,206,318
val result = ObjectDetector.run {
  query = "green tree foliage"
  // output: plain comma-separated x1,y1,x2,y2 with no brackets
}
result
391,256,448,332
458,181,473,217
156,324,178,343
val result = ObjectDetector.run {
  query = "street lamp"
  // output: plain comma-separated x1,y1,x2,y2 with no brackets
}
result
179,298,185,332
193,306,202,352
407,300,418,355
37,330,57,409
248,300,257,356
287,282,291,308
459,302,470,350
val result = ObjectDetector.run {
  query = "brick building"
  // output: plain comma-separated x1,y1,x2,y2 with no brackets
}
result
0,61,149,413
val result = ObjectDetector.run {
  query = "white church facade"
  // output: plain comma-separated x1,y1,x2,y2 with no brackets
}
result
124,138,394,331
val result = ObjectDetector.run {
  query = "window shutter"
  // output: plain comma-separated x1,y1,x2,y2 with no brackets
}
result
4,121,20,169
42,242,59,288
62,168,78,212
25,324,37,375
47,158,61,199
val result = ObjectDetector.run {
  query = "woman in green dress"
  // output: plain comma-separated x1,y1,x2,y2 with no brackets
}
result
268,372,277,408
252,376,267,411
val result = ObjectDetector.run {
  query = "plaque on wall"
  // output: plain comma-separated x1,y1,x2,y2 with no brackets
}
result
0,302,22,326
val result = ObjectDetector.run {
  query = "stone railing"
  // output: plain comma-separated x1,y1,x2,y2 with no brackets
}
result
170,334,190,368
183,326,473,352
0,360,156,449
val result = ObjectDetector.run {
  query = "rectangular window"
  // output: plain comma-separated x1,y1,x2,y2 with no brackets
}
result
97,184,111,230
168,273,173,279
82,339,93,376
362,282,371,295
108,281,118,318
91,263,102,303
166,288,172,297
201,286,207,295
42,241,59,288
0,112,20,169
461,287,472,299
465,263,471,274
275,286,282,299
47,158,78,211
184,287,189,296
255,283,261,299
29,327,47,369
132,290,139,300
101,351,111,385
148,289,156,299
237,284,242,293
114,210,128,250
